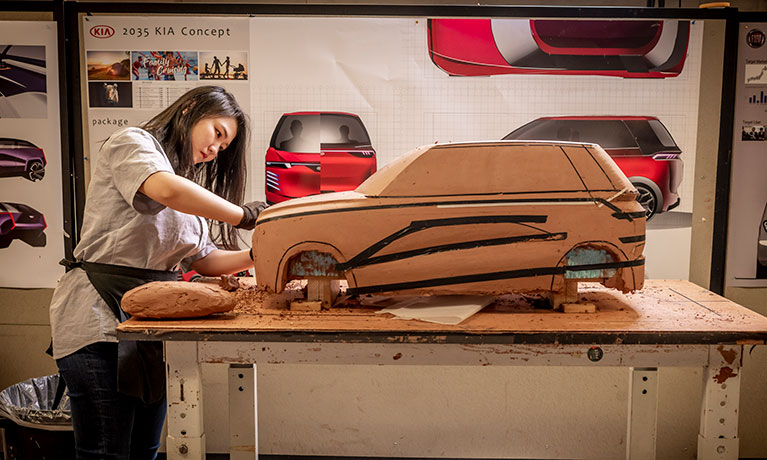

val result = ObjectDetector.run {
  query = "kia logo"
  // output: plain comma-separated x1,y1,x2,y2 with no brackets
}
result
90,25,115,39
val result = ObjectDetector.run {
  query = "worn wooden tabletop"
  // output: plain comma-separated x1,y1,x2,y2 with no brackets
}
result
117,279,767,345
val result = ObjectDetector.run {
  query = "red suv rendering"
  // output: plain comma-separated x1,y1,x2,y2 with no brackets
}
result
428,18,689,78
265,112,377,204
503,116,682,219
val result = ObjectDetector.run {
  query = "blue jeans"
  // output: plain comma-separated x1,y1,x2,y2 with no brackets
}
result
56,342,166,460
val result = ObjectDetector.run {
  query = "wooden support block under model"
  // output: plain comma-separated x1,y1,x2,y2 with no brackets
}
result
550,280,579,310
289,278,340,311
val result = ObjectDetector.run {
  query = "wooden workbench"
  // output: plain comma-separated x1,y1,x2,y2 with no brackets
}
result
118,280,767,460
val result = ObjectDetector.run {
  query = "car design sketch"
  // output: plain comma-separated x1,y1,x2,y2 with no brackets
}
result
758,201,767,279
0,202,47,248
266,112,377,204
0,45,47,118
428,18,689,78
503,116,683,219
253,141,645,301
0,138,46,181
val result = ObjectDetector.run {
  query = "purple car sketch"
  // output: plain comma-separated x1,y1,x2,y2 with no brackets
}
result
0,138,46,181
0,202,47,248
0,45,47,118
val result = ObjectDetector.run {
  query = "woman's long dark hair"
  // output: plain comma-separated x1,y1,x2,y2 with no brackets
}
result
141,85,248,250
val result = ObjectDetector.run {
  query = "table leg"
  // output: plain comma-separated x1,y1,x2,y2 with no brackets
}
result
626,367,658,460
229,364,258,459
166,341,206,460
697,345,741,460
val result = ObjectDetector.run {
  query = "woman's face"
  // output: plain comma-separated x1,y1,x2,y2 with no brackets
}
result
190,116,238,164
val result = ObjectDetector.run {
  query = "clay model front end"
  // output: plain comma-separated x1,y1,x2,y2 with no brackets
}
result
253,141,645,299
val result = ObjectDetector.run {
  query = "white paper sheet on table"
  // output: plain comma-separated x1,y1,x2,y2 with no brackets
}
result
374,295,494,325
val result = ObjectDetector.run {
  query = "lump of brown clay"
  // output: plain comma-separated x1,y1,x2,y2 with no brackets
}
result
122,281,236,319
219,274,240,291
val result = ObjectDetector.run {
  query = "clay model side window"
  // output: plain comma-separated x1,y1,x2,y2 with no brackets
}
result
270,115,320,153
320,114,372,148
560,146,615,191
380,144,586,196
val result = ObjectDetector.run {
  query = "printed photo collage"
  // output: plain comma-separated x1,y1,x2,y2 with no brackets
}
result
86,50,248,109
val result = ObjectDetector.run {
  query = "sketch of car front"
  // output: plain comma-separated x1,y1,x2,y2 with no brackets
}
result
428,18,689,78
0,202,47,248
0,138,46,181
265,112,377,204
503,116,682,220
253,141,645,300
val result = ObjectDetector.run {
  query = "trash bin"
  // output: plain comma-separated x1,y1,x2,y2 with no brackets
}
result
0,374,74,460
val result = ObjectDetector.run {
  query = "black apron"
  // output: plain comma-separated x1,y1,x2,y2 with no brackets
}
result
61,259,177,404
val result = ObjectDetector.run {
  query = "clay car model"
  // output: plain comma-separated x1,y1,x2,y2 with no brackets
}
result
265,112,377,204
503,116,682,219
253,141,645,299
428,18,689,78
0,138,46,181
758,201,767,279
0,202,47,248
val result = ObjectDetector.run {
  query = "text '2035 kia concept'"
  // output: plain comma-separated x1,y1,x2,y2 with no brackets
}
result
253,141,645,299
428,18,690,78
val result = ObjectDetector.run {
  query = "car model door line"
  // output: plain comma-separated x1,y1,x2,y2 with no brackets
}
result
340,231,568,271
346,257,645,296
257,196,624,226
334,215,558,271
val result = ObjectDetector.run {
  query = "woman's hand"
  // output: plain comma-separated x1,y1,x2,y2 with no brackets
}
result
235,201,268,230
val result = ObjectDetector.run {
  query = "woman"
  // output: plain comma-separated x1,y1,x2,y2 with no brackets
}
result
49,86,264,459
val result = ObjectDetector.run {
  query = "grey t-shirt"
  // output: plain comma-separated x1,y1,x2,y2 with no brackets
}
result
49,127,217,359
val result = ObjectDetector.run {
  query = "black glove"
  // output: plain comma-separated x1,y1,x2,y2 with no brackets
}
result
235,201,268,230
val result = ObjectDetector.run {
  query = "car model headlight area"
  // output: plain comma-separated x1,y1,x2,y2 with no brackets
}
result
265,112,377,204
253,141,646,299
503,116,683,220
0,202,47,249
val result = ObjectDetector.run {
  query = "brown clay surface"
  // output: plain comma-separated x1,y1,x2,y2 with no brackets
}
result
122,281,237,319
119,280,767,339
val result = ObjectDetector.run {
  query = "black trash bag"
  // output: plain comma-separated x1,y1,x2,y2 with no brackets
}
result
0,374,71,429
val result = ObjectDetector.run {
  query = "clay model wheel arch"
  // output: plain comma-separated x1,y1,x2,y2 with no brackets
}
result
277,243,348,291
551,242,629,291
